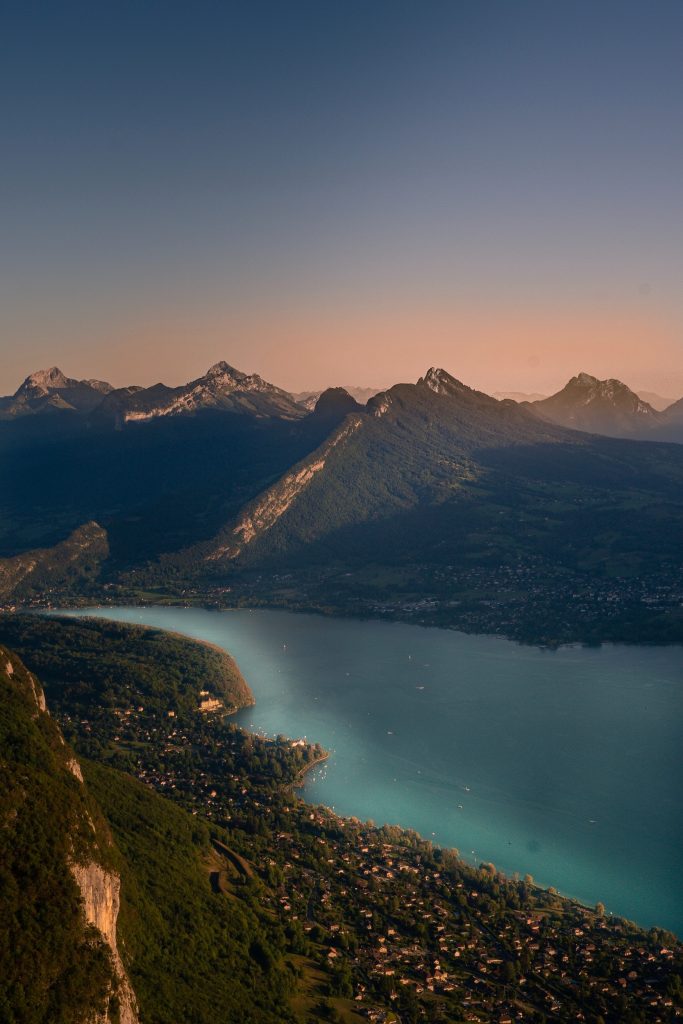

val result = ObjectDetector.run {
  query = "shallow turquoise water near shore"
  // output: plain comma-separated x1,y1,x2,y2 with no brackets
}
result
70,606,682,934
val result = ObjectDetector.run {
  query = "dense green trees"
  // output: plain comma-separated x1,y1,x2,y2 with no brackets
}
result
0,648,117,1024
85,762,297,1024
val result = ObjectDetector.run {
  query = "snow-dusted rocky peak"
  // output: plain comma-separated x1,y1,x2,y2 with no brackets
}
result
17,367,114,398
419,367,466,395
203,362,281,395
16,364,87,395
19,366,74,395
111,361,306,423
417,367,496,406
204,361,248,388
1,367,116,419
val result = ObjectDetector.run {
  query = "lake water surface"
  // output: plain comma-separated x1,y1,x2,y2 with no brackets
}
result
70,606,682,934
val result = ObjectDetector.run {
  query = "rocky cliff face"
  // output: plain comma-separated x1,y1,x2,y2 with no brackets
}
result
0,646,139,1024
205,413,363,562
70,861,138,1024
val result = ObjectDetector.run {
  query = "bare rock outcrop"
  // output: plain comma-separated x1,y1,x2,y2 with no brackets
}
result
70,859,138,1024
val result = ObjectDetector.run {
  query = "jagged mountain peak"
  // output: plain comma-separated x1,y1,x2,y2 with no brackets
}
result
416,367,497,407
19,366,73,394
530,372,659,438
205,360,244,380
201,362,277,394
559,373,655,410
15,366,115,398
93,361,305,424
419,367,465,394
1,367,115,419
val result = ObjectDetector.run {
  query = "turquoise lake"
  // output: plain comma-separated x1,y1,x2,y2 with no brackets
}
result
70,606,682,934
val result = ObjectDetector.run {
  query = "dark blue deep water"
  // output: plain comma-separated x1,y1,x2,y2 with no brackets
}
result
71,607,682,934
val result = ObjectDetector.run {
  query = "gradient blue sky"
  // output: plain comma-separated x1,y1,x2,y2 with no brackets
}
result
2,0,682,395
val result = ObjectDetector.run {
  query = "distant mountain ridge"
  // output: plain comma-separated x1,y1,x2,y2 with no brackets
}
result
179,365,579,569
291,385,383,409
637,390,676,411
0,361,305,424
493,390,548,402
4,362,682,438
527,372,661,438
2,362,683,642
95,361,305,424
143,364,683,645
0,366,114,418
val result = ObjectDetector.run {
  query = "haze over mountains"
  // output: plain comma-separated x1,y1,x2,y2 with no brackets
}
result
525,373,683,442
292,386,384,409
527,373,660,437
638,390,677,411
2,361,682,437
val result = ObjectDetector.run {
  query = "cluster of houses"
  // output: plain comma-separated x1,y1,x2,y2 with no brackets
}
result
57,679,682,1023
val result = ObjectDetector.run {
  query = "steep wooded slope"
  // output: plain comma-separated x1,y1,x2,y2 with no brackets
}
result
177,368,683,578
0,646,136,1024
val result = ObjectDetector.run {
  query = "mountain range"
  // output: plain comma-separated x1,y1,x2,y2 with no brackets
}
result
0,361,305,424
172,366,683,584
1,360,683,641
2,362,682,441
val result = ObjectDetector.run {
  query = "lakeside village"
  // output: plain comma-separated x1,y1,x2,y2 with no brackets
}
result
54,671,683,1024
4,558,683,650
97,558,683,646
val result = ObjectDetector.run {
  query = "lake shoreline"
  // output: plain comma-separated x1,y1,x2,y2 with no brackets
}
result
52,603,683,935
27,586,683,650
291,750,330,790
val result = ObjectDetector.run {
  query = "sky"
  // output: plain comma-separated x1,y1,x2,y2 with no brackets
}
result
1,0,682,397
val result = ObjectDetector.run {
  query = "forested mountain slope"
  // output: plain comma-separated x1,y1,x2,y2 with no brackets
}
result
0,638,302,1024
174,368,683,580
0,646,136,1024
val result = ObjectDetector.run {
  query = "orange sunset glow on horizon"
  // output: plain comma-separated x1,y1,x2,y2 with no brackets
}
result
4,298,680,402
